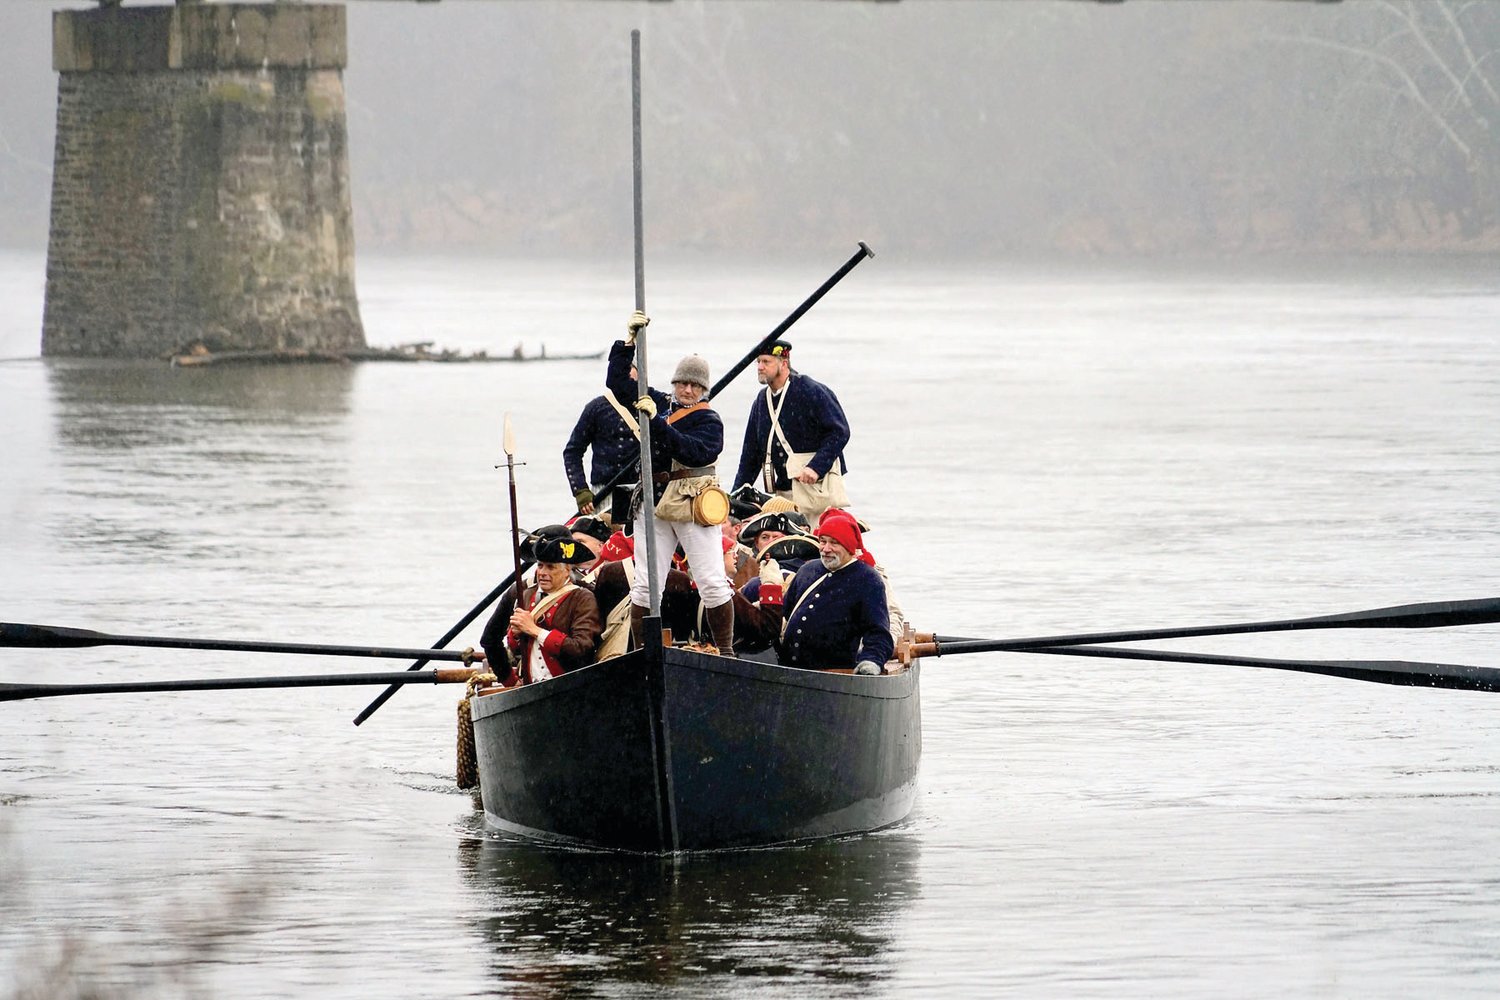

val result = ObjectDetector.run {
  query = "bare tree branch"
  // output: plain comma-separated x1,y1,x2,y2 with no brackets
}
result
1437,0,1500,112
1377,0,1487,127
1263,32,1476,164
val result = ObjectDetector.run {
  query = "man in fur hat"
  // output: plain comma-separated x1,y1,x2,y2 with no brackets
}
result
731,340,852,521
491,535,603,685
606,310,737,655
758,508,892,675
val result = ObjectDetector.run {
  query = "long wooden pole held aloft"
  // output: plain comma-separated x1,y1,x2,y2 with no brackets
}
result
631,28,663,626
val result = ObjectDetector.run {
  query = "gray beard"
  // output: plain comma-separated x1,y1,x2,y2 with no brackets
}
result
819,552,845,571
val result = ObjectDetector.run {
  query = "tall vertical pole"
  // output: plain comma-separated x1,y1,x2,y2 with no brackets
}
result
631,29,663,624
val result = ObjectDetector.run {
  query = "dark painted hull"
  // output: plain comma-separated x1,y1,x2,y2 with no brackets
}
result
469,647,921,853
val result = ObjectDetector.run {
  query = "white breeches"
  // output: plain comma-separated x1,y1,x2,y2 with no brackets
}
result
628,512,733,610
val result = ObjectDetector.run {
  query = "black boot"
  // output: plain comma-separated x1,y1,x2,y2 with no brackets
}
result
704,600,736,658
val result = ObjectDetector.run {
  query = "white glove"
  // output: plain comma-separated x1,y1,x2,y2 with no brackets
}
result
634,395,657,418
854,661,883,676
759,557,782,589
625,310,650,344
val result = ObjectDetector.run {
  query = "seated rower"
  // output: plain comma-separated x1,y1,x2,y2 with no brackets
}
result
759,509,894,675
736,500,810,555
734,532,818,655
493,536,602,685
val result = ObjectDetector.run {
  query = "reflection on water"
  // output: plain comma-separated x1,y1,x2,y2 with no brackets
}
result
42,360,357,563
457,815,920,996
45,358,356,415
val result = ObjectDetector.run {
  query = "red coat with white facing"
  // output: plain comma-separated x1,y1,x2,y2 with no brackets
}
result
504,585,603,684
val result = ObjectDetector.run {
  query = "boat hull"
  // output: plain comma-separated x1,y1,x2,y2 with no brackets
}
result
469,647,921,853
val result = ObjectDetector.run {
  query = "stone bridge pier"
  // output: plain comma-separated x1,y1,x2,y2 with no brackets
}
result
43,2,365,358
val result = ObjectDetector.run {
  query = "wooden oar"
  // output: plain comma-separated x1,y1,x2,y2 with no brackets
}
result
704,240,873,404
1,668,481,703
352,566,521,726
0,622,478,662
1021,644,1500,694
916,597,1500,657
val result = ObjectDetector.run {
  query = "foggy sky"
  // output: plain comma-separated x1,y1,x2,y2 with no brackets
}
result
3,1,1498,261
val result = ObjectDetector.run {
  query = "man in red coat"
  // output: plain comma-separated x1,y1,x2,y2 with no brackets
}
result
502,536,603,685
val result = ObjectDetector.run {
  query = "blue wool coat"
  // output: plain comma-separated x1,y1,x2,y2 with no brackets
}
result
733,372,850,492
606,341,723,503
562,394,639,497
773,558,892,670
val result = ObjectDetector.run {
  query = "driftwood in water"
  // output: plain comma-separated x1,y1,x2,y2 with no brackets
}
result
169,342,605,367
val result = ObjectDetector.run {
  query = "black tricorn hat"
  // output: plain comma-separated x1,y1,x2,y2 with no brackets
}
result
758,532,819,564
728,483,771,521
569,515,612,544
532,536,595,565
520,523,571,561
736,509,811,546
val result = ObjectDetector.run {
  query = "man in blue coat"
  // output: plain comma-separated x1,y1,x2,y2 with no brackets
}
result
563,365,640,516
758,509,892,675
731,341,852,520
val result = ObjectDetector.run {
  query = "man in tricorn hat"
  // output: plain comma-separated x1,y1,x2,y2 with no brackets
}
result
731,339,852,521
606,310,737,655
490,535,602,685
735,500,810,556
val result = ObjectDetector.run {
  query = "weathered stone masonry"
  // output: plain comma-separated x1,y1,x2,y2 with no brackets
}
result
43,3,364,358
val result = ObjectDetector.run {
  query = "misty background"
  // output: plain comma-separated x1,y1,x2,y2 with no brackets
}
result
3,0,1500,262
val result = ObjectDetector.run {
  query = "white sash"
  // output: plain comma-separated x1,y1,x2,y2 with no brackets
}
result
763,382,791,490
605,393,641,440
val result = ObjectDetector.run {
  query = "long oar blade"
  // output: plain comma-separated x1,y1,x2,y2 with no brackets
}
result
352,566,522,726
924,597,1500,654
0,623,111,649
1024,644,1500,694
0,668,481,703
0,622,473,662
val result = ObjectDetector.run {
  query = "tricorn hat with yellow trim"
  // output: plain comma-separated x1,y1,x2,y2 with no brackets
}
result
520,523,571,561
532,536,595,565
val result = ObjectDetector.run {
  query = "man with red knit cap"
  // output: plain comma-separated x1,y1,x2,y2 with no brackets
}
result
757,508,893,675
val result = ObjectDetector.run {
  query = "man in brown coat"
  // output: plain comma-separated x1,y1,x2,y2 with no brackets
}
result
494,536,602,685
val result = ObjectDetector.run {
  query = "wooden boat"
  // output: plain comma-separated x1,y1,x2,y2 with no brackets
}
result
468,643,920,853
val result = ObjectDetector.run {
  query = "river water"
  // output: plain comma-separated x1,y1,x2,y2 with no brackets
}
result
3,249,1500,998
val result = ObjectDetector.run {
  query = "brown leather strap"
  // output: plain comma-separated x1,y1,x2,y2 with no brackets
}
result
666,401,710,425
653,464,716,484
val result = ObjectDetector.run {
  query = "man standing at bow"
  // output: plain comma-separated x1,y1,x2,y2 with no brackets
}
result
606,310,737,656
731,340,852,521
